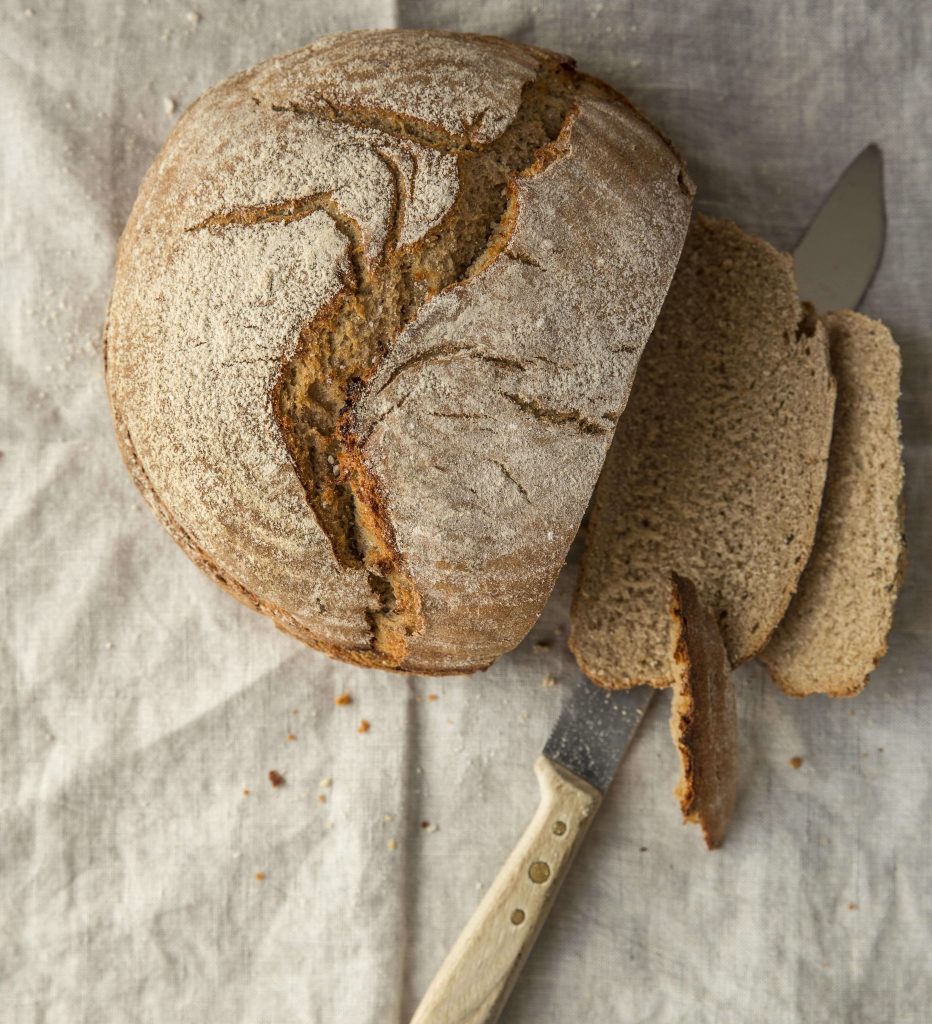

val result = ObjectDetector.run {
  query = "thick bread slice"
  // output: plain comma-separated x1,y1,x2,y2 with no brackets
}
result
570,215,836,688
669,574,737,850
760,311,905,696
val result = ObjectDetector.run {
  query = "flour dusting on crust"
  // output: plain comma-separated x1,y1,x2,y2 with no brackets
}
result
105,30,693,671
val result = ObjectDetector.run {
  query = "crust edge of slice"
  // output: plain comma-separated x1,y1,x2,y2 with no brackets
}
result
670,572,738,850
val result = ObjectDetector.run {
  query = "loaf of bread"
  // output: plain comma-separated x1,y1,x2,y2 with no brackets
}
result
669,574,737,850
570,215,837,688
105,30,693,674
760,312,905,696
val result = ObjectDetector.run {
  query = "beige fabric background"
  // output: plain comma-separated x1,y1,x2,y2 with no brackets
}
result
1,1,930,1021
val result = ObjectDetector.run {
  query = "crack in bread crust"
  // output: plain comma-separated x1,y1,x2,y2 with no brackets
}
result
268,99,483,153
259,60,583,667
501,392,612,436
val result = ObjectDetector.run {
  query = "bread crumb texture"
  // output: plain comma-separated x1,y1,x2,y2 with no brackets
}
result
669,574,737,851
570,215,836,688
760,311,904,697
105,30,692,674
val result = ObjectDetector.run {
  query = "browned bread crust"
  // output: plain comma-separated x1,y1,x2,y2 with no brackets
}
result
669,574,737,850
105,30,693,674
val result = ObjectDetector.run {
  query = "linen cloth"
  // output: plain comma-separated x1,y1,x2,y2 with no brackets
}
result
1,1,930,1021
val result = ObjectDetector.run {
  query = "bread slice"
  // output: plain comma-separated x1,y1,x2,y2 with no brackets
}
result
570,214,836,688
760,312,905,696
669,574,737,850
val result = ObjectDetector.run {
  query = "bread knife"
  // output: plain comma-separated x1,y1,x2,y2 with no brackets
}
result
794,143,885,310
410,144,886,1024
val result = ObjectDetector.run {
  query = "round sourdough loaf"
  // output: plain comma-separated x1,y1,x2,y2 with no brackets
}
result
105,29,693,674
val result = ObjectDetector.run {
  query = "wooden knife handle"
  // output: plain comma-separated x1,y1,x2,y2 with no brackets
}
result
409,756,602,1024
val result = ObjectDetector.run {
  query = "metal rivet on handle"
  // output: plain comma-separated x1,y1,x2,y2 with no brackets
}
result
510,909,526,925
529,861,551,884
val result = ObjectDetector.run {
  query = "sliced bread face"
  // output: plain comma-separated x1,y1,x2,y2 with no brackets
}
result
760,311,905,696
570,215,836,688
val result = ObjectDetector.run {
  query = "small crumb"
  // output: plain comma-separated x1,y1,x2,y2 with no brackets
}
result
317,794,327,804
268,770,285,788
382,814,393,823
320,777,333,788
420,820,430,829
255,872,266,881
533,640,550,652
286,733,297,742
639,846,648,853
335,692,353,706
848,902,859,911
163,96,177,115
358,719,370,734
427,693,439,702
186,9,201,23
425,823,439,833
387,838,397,851
104,642,114,651
541,674,557,687
242,788,251,797
789,756,804,770
877,747,884,753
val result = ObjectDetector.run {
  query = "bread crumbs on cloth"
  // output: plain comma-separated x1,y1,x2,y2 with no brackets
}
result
358,719,370,734
268,770,285,788
335,692,353,706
